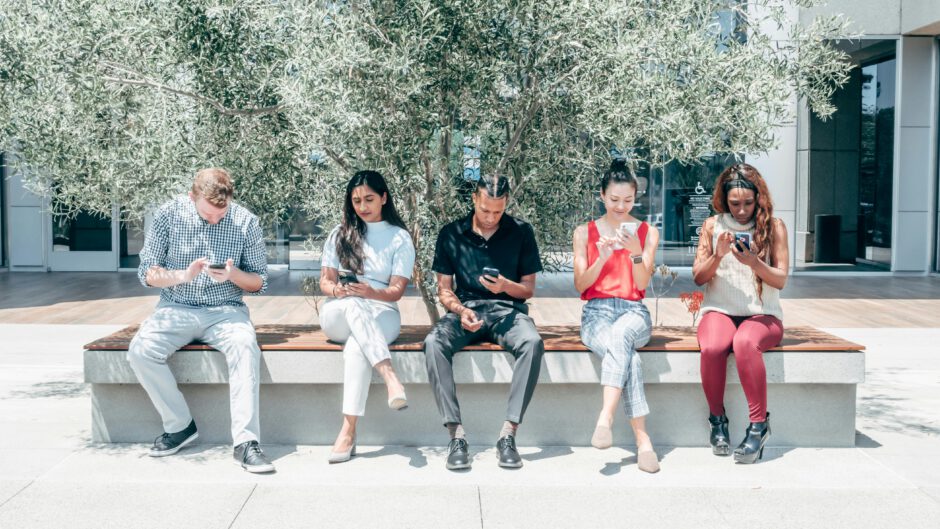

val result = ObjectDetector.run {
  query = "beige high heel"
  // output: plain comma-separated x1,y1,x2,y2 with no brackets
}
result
388,391,408,411
328,438,357,464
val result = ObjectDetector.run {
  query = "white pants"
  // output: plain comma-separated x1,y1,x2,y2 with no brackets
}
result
320,297,401,416
127,302,261,446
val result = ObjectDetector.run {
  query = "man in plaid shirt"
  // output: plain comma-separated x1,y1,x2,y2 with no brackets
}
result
127,168,274,473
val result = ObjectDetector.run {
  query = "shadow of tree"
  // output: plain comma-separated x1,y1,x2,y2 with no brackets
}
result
8,380,89,399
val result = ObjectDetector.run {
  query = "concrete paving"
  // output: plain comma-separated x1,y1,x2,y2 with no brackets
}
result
1,323,939,528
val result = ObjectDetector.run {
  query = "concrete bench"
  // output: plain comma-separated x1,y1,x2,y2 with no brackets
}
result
84,325,864,447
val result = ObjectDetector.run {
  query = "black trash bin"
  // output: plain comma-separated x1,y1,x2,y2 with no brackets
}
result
814,214,841,263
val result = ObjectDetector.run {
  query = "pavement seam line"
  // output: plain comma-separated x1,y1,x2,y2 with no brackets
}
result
0,480,35,510
855,446,922,489
477,485,484,529
227,483,257,529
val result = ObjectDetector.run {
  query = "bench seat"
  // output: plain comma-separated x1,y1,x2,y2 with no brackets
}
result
84,325,864,447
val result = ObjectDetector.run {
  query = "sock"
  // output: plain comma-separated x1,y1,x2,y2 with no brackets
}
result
446,422,465,440
499,421,518,439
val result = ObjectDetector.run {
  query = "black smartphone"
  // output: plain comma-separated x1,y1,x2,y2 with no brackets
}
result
482,267,500,279
208,263,226,269
338,272,359,285
734,232,751,252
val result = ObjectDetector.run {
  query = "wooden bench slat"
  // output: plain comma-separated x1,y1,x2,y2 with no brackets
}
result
84,324,864,352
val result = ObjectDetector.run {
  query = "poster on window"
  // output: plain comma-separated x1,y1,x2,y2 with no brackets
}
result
687,181,712,253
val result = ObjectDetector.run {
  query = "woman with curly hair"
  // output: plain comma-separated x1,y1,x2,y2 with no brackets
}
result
692,163,789,464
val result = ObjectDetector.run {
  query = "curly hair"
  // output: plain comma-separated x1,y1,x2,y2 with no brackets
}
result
711,163,775,300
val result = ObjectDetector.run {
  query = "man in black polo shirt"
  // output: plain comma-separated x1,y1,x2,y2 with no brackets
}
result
424,175,545,470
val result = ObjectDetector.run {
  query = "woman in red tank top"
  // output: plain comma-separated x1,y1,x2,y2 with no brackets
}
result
573,160,662,473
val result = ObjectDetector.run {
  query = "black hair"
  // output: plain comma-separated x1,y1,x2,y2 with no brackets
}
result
337,170,408,273
600,159,639,193
475,175,510,199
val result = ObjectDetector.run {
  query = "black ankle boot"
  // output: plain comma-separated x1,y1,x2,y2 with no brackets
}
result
708,413,731,456
733,412,770,464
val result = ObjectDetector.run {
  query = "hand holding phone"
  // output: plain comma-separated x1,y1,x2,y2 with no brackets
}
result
619,222,639,237
482,267,500,280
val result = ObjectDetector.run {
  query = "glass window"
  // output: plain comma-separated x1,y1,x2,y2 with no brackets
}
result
859,58,895,268
652,155,738,267
52,211,112,252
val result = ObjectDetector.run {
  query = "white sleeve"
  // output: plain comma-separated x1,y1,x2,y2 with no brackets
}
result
320,226,341,270
390,229,416,280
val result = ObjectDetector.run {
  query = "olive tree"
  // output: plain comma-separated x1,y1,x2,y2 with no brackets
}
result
1,1,851,321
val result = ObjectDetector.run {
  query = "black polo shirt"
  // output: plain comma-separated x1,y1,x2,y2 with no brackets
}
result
431,212,542,304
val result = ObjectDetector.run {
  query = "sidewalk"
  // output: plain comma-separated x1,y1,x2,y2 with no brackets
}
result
1,273,939,528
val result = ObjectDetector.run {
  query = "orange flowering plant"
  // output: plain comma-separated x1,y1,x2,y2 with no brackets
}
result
679,291,704,326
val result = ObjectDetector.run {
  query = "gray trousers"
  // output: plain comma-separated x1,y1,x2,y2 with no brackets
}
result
127,302,261,446
424,300,544,426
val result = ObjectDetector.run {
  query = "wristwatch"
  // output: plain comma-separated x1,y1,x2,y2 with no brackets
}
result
631,254,644,264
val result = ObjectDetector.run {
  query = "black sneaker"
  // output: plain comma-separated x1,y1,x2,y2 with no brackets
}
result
446,438,471,470
149,420,198,457
496,435,523,468
234,440,275,473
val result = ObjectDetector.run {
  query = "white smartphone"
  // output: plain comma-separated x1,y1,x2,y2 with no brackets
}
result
620,222,639,237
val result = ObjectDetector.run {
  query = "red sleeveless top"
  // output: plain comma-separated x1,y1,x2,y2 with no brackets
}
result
581,220,648,301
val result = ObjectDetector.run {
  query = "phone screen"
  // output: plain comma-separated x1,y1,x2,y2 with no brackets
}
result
734,232,751,252
208,263,226,269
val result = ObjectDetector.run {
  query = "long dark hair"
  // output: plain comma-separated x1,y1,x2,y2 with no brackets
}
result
337,170,408,273
712,163,775,299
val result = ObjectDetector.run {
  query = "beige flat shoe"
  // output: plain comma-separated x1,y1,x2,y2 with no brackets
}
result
637,449,660,473
591,423,613,449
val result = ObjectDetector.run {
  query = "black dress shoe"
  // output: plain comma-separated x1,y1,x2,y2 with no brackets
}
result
446,438,471,470
149,419,198,457
734,412,771,464
234,440,276,473
496,435,522,469
708,413,731,456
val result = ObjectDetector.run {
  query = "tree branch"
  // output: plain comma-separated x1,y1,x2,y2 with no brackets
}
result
497,98,541,176
323,147,351,172
98,61,284,117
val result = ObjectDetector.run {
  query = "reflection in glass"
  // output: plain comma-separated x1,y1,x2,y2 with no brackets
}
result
858,58,894,267
52,211,112,252
120,215,145,268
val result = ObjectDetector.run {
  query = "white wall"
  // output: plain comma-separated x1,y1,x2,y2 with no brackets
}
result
892,36,938,271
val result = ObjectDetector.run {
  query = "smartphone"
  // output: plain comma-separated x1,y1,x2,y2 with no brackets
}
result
620,222,639,237
734,232,751,252
338,272,360,285
208,263,226,269
482,267,500,279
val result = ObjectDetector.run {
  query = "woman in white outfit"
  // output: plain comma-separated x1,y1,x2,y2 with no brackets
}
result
318,170,416,463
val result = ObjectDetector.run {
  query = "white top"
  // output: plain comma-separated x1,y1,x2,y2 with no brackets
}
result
700,214,783,320
320,220,416,310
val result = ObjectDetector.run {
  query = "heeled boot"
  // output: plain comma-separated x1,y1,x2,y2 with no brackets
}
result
733,412,770,464
707,413,731,456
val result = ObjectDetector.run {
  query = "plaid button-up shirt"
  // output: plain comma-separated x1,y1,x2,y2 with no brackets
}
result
138,196,268,307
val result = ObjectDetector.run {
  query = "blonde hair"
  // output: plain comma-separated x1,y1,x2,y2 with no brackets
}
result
191,168,234,207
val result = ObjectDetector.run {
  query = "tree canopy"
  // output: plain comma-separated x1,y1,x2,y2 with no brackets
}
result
1,0,851,319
